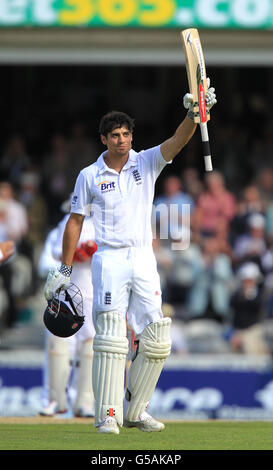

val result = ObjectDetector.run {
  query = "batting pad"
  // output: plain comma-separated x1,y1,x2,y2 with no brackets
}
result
92,312,129,427
48,336,70,411
73,339,94,414
125,317,172,422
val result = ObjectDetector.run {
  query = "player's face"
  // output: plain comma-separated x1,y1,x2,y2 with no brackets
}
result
101,126,133,157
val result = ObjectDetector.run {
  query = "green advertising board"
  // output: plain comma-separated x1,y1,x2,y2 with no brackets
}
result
0,0,272,29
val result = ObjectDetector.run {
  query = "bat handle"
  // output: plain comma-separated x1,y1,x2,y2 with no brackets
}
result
200,122,213,172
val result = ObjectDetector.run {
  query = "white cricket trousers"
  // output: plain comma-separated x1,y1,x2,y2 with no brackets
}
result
91,246,163,335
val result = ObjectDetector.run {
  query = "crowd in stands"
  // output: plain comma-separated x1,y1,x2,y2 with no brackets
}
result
0,125,273,357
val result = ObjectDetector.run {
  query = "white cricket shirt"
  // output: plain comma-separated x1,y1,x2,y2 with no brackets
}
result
71,144,169,248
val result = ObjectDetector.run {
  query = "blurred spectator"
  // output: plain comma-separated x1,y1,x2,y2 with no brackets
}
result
163,234,201,318
249,121,273,173
18,170,48,249
42,133,71,226
229,184,264,244
186,236,234,323
153,175,194,243
181,167,204,202
0,181,29,328
0,240,15,330
0,134,31,189
212,125,248,192
162,303,188,355
255,167,273,209
18,170,49,292
192,171,236,238
66,121,100,190
152,234,173,301
229,262,270,355
0,181,28,243
0,240,15,264
214,215,233,259
232,213,267,270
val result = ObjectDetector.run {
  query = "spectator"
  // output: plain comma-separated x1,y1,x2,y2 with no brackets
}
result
66,121,100,191
232,212,267,270
42,133,71,226
152,234,173,302
255,167,273,209
153,175,194,244
229,262,270,355
186,236,234,323
163,232,201,318
249,121,273,174
0,240,15,264
18,170,48,249
18,170,49,292
193,171,236,238
0,134,31,189
214,216,233,258
162,303,188,355
0,181,29,328
230,184,264,244
0,240,15,331
181,166,204,202
0,181,28,243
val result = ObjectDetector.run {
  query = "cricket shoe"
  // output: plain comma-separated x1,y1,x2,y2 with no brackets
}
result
39,401,68,417
124,411,165,432
98,416,119,434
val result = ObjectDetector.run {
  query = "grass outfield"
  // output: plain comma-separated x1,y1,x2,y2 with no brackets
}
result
0,418,272,450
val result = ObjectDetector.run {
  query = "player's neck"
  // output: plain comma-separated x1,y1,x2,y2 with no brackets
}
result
103,151,129,173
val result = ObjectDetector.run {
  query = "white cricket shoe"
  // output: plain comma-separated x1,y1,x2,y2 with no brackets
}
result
39,401,67,417
98,416,120,434
124,411,165,432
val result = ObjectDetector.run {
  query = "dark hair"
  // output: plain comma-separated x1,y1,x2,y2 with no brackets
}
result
99,111,135,137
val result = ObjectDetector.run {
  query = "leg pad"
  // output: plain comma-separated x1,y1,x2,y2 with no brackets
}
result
125,317,171,422
92,312,128,426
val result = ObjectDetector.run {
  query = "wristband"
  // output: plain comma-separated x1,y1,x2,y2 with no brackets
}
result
59,264,72,277
187,110,194,121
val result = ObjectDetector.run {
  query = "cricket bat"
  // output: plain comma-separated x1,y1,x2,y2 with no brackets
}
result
181,28,213,172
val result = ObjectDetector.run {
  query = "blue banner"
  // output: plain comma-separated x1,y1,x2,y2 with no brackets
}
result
1,361,273,418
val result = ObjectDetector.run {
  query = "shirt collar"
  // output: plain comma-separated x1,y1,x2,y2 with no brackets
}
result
97,149,137,175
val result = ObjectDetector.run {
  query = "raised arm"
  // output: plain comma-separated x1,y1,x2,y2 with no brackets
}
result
161,79,217,163
160,116,197,163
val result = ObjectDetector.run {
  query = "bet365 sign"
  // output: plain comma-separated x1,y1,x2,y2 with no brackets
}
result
0,0,272,28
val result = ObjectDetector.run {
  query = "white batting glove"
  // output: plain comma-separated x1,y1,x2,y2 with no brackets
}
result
183,77,217,112
44,265,71,301
183,92,194,111
205,77,217,110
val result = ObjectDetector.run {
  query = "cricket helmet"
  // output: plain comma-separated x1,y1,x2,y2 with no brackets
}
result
43,283,84,337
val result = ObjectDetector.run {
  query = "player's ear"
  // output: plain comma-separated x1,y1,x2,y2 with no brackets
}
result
100,134,107,146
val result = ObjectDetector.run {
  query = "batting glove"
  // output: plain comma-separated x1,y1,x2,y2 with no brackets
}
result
205,77,217,110
183,77,217,112
44,265,72,301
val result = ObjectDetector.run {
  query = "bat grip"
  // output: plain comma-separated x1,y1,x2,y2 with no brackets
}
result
200,122,213,172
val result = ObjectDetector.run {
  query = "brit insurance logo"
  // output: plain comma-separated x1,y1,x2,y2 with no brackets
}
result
97,180,116,193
